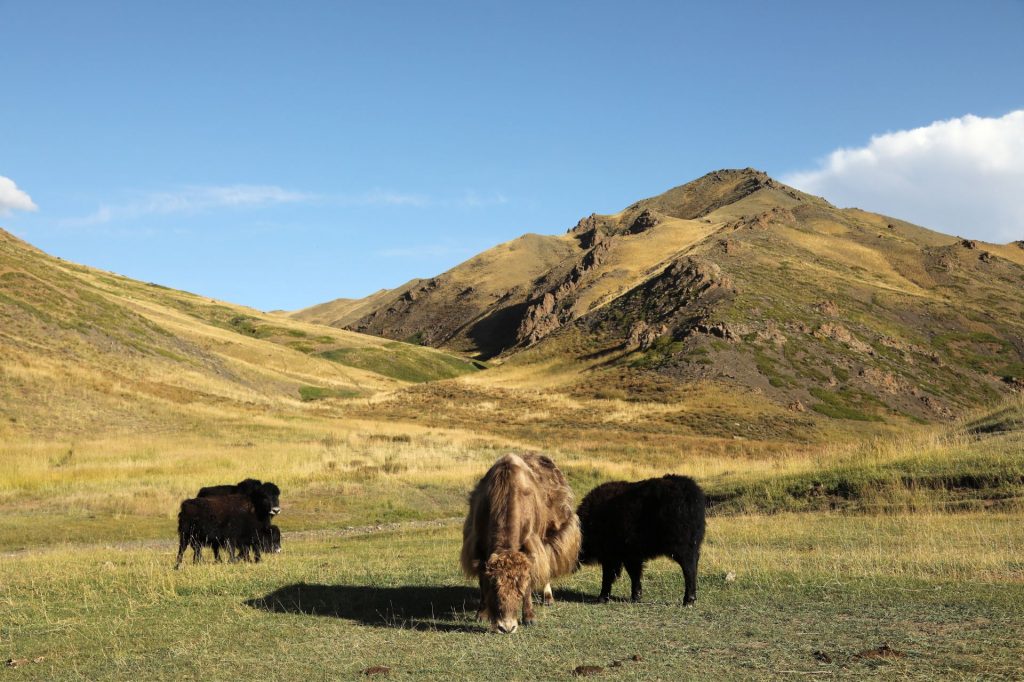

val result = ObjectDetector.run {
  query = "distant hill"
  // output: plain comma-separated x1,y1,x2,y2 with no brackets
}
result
0,228,479,436
301,169,1024,422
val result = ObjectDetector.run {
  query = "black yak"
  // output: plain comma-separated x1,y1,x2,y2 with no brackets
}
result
461,453,581,633
175,483,281,568
262,524,282,554
577,475,705,605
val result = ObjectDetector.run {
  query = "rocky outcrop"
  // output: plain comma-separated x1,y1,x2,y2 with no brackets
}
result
568,214,608,249
515,239,613,346
626,320,667,350
626,210,659,235
814,300,840,317
813,323,874,355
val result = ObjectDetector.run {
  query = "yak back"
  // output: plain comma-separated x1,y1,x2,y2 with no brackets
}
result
197,478,263,498
578,475,705,562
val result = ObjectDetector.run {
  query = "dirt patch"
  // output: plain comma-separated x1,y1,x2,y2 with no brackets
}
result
572,665,604,676
855,644,905,660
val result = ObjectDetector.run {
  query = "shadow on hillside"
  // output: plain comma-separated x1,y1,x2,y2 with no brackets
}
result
246,583,595,631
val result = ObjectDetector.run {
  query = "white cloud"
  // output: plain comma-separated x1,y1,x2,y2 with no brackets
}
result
783,110,1024,243
0,176,38,215
65,184,314,226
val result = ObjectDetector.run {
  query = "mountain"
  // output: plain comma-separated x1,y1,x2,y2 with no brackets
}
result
301,169,1024,422
0,228,479,436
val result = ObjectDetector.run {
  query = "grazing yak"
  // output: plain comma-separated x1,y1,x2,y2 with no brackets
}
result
577,475,705,605
461,453,581,633
262,524,282,554
175,482,281,568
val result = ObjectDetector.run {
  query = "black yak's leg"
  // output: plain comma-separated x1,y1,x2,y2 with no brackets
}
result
191,540,202,564
174,533,188,569
212,541,222,562
251,542,261,564
625,560,644,602
599,560,622,602
678,548,699,606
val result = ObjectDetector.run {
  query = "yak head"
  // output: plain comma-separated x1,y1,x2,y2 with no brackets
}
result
483,549,532,634
250,482,282,517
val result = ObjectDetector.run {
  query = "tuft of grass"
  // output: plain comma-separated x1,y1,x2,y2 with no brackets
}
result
298,385,363,402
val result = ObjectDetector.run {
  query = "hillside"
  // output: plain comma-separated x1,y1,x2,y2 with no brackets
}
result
305,169,1024,422
0,228,479,436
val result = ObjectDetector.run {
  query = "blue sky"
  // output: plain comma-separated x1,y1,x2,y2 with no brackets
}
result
2,1,1022,310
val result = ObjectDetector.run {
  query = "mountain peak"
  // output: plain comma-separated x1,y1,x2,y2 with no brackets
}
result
629,167,804,221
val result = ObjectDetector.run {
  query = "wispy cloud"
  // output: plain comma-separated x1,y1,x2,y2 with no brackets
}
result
783,110,1024,243
62,185,509,227
377,244,474,258
63,184,315,226
0,175,38,215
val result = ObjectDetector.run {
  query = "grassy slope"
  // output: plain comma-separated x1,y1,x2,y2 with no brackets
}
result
289,279,424,327
0,228,479,438
497,178,1024,424
342,232,582,355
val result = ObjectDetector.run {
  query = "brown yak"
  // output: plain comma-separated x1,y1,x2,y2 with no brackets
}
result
460,452,581,633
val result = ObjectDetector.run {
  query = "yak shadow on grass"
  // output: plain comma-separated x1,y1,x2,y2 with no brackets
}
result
246,583,482,632
246,583,598,632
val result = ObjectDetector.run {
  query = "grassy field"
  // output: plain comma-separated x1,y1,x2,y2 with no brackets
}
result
1,397,1022,679
2,514,1022,680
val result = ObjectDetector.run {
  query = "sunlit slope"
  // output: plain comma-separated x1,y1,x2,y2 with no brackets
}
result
290,279,425,328
312,169,1024,422
0,228,478,436
344,232,582,356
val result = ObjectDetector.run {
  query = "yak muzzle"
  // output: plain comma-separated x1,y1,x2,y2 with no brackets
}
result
270,507,282,516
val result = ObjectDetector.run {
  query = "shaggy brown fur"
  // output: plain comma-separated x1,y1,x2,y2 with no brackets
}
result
461,452,581,632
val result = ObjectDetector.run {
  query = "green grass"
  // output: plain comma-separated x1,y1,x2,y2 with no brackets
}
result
297,385,363,402
2,516,1021,680
318,344,480,383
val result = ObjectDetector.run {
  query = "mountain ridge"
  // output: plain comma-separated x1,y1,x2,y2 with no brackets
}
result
298,168,1024,423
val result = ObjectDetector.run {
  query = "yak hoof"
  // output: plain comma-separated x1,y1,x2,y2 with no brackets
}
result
597,595,611,604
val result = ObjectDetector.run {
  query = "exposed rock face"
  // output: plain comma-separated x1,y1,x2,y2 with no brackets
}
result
979,251,992,263
815,300,840,317
813,323,874,355
627,210,659,235
516,238,612,346
569,214,607,249
626,320,666,350
728,207,796,231
860,367,906,394
960,238,978,249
